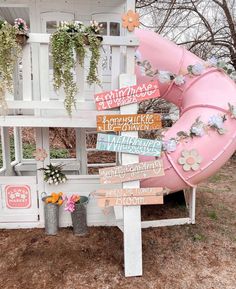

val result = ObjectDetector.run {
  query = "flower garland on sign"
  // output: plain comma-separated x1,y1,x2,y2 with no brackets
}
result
136,53,236,85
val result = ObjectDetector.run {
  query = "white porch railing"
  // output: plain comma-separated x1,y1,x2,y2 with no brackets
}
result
6,33,139,114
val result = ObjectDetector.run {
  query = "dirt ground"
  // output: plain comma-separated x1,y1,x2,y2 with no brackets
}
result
0,159,236,289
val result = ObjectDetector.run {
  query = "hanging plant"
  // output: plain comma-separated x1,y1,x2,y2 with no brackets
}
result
0,18,28,115
0,20,21,114
51,21,102,116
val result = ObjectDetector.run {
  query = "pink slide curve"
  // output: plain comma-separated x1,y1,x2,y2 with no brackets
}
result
135,29,236,192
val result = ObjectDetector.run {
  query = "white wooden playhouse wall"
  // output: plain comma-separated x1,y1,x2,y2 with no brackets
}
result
0,0,135,229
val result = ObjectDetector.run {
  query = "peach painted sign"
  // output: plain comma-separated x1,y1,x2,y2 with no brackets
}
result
94,188,164,207
99,159,164,184
5,185,31,209
94,80,160,110
96,114,162,132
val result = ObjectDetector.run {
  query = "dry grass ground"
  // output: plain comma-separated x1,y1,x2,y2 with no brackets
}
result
0,159,235,289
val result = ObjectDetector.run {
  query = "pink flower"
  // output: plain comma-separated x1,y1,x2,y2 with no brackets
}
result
33,148,48,161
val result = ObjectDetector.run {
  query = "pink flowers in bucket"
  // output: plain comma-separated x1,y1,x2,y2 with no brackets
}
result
63,194,81,213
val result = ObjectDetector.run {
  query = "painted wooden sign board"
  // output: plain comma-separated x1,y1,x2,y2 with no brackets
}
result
97,114,162,132
96,133,162,157
95,188,164,207
5,185,31,209
99,159,164,184
94,80,160,110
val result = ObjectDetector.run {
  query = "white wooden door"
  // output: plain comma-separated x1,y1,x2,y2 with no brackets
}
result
40,12,75,100
0,177,38,225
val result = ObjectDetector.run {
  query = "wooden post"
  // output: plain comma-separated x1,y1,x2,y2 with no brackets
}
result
76,128,87,174
36,127,50,226
189,187,196,224
1,127,13,175
120,74,142,277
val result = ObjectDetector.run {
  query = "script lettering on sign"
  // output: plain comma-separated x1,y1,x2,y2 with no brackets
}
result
96,114,162,132
5,185,31,209
96,133,162,157
99,159,164,184
94,188,164,207
95,80,160,110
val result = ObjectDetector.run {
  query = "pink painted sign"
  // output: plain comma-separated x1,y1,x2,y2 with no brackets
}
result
94,80,160,110
5,185,31,209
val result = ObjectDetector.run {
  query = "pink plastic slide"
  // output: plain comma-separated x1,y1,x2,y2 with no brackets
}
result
135,29,236,192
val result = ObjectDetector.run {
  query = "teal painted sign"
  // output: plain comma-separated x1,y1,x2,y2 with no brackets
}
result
96,133,162,157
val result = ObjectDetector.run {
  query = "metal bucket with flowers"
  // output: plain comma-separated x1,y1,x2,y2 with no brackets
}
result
42,192,63,235
64,194,89,236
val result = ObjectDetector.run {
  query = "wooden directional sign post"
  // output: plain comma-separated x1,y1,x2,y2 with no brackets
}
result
94,80,160,110
97,114,162,132
94,188,164,207
99,159,164,184
96,133,162,157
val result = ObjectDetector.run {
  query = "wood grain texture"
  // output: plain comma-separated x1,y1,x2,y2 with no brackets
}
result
99,159,164,184
96,114,162,132
97,195,163,207
94,80,160,110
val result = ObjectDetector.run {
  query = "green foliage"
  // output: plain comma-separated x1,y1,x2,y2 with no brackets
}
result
0,21,21,114
51,22,102,116
50,148,69,159
208,210,218,220
193,233,206,242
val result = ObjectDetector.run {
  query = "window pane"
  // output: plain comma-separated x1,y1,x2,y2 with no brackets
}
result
110,22,120,36
22,128,36,159
46,21,57,34
49,128,75,159
99,22,107,35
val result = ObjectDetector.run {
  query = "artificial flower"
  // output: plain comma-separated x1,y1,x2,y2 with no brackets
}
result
163,139,177,152
190,63,205,75
33,148,48,161
208,115,224,129
158,71,171,84
174,75,185,86
206,56,218,67
122,10,140,32
178,149,202,171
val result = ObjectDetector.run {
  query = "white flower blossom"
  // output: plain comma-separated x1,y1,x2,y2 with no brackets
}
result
174,75,185,86
158,71,171,84
207,56,218,67
135,50,142,62
191,63,205,75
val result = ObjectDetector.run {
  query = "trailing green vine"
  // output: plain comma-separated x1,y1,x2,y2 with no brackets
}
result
0,20,21,114
0,19,28,115
51,21,102,116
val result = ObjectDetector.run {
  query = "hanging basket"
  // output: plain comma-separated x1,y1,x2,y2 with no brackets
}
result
83,34,103,45
43,196,59,235
16,34,29,46
71,196,89,236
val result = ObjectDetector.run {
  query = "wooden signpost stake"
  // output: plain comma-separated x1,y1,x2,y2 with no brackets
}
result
94,80,160,110
96,114,162,132
99,159,164,184
96,133,162,157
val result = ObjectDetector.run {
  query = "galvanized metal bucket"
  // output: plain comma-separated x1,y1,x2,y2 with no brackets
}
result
71,196,89,236
43,197,59,235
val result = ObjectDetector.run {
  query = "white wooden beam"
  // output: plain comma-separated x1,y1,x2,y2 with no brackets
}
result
120,74,142,277
1,127,13,175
